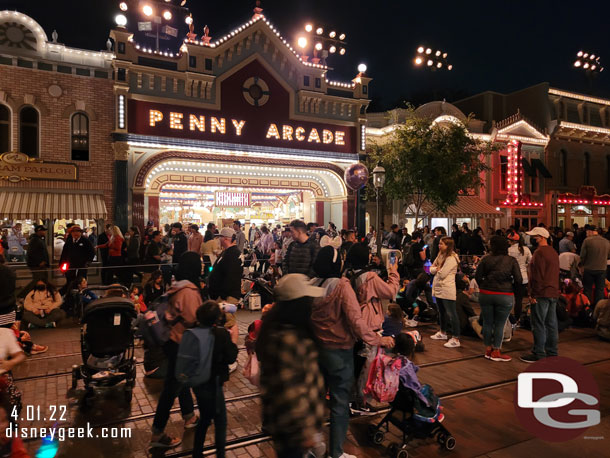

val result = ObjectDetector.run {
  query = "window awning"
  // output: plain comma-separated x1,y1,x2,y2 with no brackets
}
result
424,196,503,219
0,191,107,220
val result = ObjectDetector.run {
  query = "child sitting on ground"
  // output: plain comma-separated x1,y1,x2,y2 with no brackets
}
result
392,333,443,423
11,322,47,356
382,303,405,337
129,285,147,313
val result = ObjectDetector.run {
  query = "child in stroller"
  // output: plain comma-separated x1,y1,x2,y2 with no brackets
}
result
368,334,455,457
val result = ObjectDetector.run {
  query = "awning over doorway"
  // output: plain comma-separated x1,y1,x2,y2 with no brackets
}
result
0,191,107,220
424,196,503,219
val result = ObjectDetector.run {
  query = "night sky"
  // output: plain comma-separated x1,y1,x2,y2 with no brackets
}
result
5,0,610,111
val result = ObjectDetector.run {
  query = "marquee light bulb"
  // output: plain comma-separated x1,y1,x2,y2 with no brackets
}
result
305,23,313,32
142,4,154,16
119,2,128,11
115,14,127,27
163,10,172,20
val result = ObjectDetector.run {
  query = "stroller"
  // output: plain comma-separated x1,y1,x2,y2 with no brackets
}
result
71,286,138,407
367,385,456,457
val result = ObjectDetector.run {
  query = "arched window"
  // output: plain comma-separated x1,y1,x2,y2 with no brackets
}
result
559,149,567,186
584,152,590,186
19,106,39,157
0,105,9,153
71,112,89,161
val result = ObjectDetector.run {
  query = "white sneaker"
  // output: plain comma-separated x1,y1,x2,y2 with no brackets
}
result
229,362,238,373
338,454,357,458
405,319,418,327
444,338,461,348
430,331,448,340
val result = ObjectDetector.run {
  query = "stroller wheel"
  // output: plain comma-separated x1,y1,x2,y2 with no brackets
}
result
396,450,408,458
444,436,456,451
388,443,407,458
367,424,383,444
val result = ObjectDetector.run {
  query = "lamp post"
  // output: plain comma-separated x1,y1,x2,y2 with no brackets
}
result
373,165,386,256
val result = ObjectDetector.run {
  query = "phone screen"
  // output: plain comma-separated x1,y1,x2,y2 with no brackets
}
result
389,252,397,265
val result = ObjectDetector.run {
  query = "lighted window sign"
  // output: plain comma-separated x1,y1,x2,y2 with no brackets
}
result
215,191,251,208
266,123,345,146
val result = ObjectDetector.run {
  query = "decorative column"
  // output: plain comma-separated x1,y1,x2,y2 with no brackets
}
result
315,200,325,225
148,195,160,229
113,142,129,232
132,193,145,232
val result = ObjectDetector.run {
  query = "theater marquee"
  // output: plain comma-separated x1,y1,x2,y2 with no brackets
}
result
128,100,355,154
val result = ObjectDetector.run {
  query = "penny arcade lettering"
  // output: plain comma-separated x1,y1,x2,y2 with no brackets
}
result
147,109,346,146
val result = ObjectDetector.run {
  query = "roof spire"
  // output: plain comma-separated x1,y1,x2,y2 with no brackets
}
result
202,25,211,44
252,0,263,20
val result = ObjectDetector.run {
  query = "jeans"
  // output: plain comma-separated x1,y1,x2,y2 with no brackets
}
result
479,294,513,349
513,283,527,319
318,347,354,458
436,298,460,337
192,377,226,458
583,270,605,308
152,340,195,435
531,297,559,359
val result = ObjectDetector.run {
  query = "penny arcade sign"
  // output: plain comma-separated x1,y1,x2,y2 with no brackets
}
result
128,100,355,154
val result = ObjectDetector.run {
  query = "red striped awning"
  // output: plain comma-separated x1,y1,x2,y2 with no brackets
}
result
0,191,107,220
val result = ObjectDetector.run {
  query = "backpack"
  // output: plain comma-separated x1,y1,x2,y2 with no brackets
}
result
363,347,402,403
346,268,384,330
142,293,183,346
175,327,215,387
404,243,416,267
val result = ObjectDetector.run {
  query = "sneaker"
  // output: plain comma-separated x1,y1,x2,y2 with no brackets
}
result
338,454,357,458
29,344,48,355
519,353,539,364
430,331,448,340
437,413,445,423
405,319,418,328
150,434,182,449
484,347,492,359
349,402,377,416
490,350,511,362
443,338,461,348
184,415,199,429
229,362,238,373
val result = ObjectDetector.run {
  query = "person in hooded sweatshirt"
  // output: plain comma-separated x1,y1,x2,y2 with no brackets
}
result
150,252,202,450
310,246,395,458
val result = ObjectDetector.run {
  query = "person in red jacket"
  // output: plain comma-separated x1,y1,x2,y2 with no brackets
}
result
96,225,126,285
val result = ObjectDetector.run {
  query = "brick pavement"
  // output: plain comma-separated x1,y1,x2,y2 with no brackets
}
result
14,311,610,457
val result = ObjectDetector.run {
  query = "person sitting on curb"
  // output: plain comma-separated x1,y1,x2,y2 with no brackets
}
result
22,280,65,329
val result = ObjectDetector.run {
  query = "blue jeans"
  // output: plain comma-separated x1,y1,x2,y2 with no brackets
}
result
583,270,605,308
152,340,195,435
531,297,559,359
192,377,226,458
436,298,460,338
318,347,354,458
479,293,513,349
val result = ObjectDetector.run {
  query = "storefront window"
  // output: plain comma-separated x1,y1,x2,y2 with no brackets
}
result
0,104,10,153
599,207,606,215
19,106,39,158
500,155,508,191
71,112,89,161
557,205,565,214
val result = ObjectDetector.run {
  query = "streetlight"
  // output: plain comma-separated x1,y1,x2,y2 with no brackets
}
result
373,165,386,256
414,45,453,71
296,22,347,65
573,50,604,73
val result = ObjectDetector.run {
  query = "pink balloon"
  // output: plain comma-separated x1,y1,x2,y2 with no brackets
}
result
344,163,369,191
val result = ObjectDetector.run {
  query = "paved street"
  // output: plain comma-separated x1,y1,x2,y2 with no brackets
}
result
12,310,609,458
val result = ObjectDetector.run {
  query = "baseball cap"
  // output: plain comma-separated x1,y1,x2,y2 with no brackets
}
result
526,227,550,239
34,225,47,232
274,274,325,301
506,232,520,241
215,227,236,238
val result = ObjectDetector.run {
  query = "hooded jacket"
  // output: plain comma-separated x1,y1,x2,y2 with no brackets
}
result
165,280,202,344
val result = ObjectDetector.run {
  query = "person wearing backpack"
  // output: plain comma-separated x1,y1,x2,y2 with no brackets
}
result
150,252,202,450
176,301,238,458
343,242,400,415
310,246,394,458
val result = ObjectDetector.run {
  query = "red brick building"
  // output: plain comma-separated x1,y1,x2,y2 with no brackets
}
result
0,11,115,251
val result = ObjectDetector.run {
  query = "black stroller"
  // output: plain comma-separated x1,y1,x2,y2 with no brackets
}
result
367,385,456,457
71,287,138,407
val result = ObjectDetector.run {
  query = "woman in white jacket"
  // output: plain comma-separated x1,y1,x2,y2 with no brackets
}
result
430,237,461,348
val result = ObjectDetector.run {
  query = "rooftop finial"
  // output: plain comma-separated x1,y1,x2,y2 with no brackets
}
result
202,25,211,44
253,0,263,20
106,39,112,52
51,30,58,43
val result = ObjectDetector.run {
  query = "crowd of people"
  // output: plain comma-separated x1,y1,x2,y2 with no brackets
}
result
1,217,610,457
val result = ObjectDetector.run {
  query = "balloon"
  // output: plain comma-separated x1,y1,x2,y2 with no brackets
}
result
344,163,369,191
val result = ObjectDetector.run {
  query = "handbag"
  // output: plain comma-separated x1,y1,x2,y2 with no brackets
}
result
242,353,260,387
